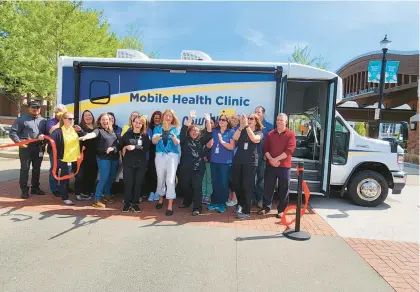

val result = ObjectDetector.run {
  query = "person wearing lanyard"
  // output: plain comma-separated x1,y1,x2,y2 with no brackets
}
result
231,113,263,220
120,115,150,213
207,114,235,213
9,100,47,199
152,109,181,216
49,112,85,206
178,110,212,215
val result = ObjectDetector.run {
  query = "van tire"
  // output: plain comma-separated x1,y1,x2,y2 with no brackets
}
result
348,170,388,207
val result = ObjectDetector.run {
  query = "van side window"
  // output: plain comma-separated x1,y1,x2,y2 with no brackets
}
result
90,80,110,104
333,118,350,165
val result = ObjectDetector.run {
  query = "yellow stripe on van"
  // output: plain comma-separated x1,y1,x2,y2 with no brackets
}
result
65,82,271,114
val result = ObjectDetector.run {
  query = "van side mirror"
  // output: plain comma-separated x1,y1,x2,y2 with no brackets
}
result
400,122,408,140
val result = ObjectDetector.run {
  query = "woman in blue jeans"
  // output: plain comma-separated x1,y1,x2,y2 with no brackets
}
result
207,114,235,213
80,113,120,208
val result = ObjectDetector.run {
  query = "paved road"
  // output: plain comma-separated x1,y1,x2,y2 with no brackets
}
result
0,209,392,292
311,165,420,243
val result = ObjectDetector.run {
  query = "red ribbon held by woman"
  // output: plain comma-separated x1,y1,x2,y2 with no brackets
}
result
0,136,85,181
281,166,311,227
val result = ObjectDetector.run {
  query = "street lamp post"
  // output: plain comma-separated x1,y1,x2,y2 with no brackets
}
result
375,35,391,139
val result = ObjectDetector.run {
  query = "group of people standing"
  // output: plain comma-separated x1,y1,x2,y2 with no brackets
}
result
9,101,296,220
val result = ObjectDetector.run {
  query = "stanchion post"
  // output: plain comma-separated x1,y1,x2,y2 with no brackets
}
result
295,162,303,232
283,161,311,241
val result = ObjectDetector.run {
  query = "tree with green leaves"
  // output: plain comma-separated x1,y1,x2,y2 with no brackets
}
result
354,122,367,136
289,43,329,69
0,1,121,115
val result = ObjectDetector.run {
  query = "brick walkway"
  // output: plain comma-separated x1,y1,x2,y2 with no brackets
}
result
0,174,337,235
344,238,419,291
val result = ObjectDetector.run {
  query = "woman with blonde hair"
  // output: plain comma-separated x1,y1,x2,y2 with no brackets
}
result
50,112,85,205
80,113,120,208
231,113,263,220
121,111,140,136
120,115,150,213
152,109,180,216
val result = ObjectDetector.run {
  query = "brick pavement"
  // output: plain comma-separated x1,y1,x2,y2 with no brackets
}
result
0,174,337,235
344,238,419,291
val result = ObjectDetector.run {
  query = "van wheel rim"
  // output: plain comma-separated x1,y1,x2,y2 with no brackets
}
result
357,179,381,201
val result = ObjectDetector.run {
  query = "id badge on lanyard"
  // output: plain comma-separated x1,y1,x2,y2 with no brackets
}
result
137,138,142,146
244,142,248,150
215,144,220,154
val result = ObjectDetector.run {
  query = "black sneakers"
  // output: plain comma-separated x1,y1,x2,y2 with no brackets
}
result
21,191,29,199
122,204,131,213
131,204,141,213
31,189,45,195
122,204,142,213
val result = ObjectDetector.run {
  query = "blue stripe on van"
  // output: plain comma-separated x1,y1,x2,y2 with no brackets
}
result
61,67,275,105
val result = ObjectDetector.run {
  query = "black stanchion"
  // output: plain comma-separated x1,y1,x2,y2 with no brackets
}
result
283,162,311,241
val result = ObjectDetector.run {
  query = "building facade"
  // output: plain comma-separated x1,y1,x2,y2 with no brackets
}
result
336,50,419,156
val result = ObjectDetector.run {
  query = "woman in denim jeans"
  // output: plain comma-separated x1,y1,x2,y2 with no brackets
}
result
152,109,180,216
80,113,120,208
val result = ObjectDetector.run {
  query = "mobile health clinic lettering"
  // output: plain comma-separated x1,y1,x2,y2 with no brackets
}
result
130,92,250,107
368,60,400,84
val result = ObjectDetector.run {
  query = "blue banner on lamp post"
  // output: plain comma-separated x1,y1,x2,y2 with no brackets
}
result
368,60,400,84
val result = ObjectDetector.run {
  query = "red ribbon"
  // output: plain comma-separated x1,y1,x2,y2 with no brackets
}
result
281,167,311,227
0,136,85,181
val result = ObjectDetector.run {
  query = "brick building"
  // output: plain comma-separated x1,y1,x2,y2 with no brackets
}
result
336,50,419,156
0,94,49,125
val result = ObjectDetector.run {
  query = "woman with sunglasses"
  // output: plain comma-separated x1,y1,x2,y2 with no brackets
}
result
49,112,86,206
120,115,150,213
207,114,235,213
231,113,263,219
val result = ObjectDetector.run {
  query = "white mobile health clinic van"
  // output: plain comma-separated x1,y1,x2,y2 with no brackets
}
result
56,50,407,207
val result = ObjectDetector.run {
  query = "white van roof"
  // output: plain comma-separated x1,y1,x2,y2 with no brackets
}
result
60,56,339,80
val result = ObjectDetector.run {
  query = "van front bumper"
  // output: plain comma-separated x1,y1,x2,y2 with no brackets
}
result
391,171,407,194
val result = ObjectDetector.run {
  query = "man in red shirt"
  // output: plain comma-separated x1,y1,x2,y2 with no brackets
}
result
258,113,296,218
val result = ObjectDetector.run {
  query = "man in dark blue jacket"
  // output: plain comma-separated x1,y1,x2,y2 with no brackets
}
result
9,101,47,199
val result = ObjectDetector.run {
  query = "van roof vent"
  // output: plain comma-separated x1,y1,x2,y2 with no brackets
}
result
181,50,212,61
116,49,150,60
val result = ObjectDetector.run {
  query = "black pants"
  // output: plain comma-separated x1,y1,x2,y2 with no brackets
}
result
231,163,257,215
143,156,157,195
263,166,291,213
123,165,147,205
19,146,43,193
178,164,204,211
75,155,98,194
58,160,77,201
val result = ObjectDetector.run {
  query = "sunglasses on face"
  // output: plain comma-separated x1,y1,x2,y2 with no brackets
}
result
30,106,40,110
64,117,74,120
248,117,255,121
219,119,227,122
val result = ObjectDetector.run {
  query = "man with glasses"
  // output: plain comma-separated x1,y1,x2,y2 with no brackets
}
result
9,100,47,199
254,106,273,208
